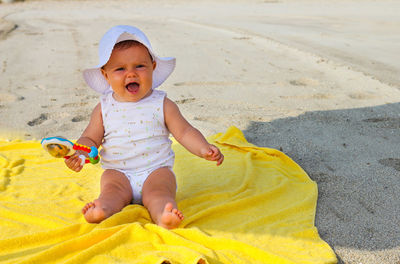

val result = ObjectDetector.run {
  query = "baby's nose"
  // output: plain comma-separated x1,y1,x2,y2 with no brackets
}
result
126,69,137,77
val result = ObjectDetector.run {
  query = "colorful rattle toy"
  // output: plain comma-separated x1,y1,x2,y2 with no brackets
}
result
41,136,100,165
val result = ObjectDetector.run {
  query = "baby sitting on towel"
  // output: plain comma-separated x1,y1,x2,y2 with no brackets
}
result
65,25,224,229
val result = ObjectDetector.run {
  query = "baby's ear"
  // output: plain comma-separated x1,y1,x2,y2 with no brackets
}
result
152,60,157,70
100,68,110,83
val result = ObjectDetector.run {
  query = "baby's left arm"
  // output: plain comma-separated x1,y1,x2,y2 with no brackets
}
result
164,98,224,166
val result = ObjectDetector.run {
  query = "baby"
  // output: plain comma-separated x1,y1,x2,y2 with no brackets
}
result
65,25,224,229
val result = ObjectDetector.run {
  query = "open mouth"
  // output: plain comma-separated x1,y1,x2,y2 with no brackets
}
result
126,82,140,93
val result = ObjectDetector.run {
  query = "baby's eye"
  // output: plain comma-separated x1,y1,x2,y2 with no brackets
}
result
115,67,124,71
136,65,145,69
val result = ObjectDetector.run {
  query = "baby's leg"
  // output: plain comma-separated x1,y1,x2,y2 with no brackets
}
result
82,169,133,223
142,167,184,229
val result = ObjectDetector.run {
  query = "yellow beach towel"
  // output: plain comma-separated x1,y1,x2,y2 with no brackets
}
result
0,126,337,264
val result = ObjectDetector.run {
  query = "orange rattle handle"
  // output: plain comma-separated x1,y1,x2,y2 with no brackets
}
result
73,143,91,153
71,143,100,164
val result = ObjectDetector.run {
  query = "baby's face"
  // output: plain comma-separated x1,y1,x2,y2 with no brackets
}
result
101,44,156,102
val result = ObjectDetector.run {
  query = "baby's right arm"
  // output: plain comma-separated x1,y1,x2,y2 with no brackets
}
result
65,103,104,172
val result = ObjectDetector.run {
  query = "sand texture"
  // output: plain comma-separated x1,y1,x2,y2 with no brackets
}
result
0,0,399,263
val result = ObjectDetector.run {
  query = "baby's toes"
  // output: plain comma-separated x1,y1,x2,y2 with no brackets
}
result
82,202,94,213
173,209,184,219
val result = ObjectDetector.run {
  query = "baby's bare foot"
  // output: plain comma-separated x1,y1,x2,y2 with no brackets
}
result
158,203,184,229
82,199,106,223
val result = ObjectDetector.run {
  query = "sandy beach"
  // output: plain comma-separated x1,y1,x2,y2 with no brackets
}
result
0,0,399,263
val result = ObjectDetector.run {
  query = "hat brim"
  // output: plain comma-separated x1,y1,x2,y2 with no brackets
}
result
83,56,175,94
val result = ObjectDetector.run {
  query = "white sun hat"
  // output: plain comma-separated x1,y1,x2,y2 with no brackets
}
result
83,25,176,94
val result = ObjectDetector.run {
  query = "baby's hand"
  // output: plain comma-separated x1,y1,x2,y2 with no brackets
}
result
201,144,224,166
64,154,84,172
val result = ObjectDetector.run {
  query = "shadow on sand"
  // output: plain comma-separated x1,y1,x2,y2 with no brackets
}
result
243,102,400,258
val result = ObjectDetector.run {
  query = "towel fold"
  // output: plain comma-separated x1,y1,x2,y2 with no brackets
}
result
0,126,336,264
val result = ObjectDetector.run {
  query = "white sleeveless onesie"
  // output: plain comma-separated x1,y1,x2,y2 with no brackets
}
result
100,90,175,203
